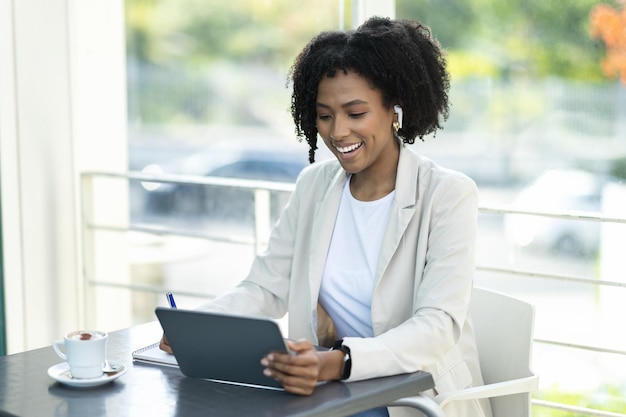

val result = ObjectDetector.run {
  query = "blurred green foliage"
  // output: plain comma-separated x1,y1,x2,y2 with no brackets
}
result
533,384,626,416
397,0,608,81
125,0,618,128
125,0,339,68
125,0,341,124
127,0,610,78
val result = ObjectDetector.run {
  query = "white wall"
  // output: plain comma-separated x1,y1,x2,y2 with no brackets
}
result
0,0,128,353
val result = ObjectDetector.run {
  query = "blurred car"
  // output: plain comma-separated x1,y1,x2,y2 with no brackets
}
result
503,169,606,257
132,139,310,224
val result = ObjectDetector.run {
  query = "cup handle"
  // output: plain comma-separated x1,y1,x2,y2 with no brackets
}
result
52,339,67,361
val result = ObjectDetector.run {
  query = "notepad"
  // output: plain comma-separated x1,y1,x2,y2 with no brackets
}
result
132,342,179,368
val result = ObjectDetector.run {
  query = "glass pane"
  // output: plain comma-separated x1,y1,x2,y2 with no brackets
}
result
396,0,626,413
111,1,343,327
126,0,341,224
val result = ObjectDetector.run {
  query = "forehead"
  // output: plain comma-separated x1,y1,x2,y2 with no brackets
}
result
316,70,383,106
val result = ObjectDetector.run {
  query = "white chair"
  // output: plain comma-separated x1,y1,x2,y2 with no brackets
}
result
390,287,539,417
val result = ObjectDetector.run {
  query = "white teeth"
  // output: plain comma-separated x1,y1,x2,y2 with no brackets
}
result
335,142,362,153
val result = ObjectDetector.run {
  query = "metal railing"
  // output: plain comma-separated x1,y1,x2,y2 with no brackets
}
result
477,205,626,416
80,171,626,416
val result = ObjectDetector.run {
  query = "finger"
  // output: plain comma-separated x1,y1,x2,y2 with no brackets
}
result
279,340,317,365
286,339,314,354
159,335,173,354
269,349,319,369
263,366,317,396
266,359,319,380
278,374,317,396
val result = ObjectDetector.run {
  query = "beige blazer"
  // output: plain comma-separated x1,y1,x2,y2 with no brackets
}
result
202,145,492,417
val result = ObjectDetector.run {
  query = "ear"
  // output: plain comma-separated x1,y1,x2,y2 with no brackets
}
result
393,105,403,129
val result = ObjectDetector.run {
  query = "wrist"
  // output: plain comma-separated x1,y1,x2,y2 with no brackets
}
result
319,349,345,381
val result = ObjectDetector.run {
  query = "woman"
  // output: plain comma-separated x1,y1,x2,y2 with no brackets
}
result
162,16,492,417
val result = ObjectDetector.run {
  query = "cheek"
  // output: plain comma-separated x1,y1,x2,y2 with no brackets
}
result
316,121,328,136
316,123,330,141
320,135,334,151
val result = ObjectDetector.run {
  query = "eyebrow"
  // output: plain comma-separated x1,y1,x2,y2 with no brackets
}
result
316,99,369,109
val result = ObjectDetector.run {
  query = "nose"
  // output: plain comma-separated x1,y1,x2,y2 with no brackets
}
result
330,115,350,140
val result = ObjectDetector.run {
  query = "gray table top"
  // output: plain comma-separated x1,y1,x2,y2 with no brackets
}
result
0,321,434,417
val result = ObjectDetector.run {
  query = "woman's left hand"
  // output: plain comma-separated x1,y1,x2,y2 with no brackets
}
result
261,339,321,395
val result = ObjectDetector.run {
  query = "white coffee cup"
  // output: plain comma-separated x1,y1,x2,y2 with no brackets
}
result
52,330,108,379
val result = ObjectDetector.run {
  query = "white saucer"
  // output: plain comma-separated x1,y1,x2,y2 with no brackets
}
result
48,362,127,388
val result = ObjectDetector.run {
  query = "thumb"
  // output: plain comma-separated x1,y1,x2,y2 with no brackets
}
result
286,338,313,354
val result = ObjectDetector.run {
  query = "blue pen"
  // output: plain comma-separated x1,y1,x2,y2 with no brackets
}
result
166,292,177,308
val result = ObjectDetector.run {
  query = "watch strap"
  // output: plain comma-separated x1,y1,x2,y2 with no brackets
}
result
331,339,352,380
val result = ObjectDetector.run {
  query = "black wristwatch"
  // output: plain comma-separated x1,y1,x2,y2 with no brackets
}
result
331,339,352,380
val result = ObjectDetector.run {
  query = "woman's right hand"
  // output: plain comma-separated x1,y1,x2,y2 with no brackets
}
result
159,334,173,354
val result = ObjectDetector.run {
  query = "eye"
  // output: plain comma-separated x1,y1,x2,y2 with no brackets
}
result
349,112,366,118
317,114,332,121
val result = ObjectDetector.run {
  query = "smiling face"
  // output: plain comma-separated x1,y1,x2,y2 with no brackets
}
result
316,70,400,182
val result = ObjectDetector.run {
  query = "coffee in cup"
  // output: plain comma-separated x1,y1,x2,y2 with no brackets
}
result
52,330,108,379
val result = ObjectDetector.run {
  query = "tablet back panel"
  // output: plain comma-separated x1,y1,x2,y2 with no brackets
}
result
155,307,288,389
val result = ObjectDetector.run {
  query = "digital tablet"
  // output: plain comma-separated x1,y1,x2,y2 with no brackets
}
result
155,307,290,390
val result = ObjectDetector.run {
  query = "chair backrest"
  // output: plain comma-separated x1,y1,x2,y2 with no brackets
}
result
470,287,536,417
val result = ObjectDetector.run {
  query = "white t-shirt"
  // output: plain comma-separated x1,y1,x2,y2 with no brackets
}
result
319,178,395,338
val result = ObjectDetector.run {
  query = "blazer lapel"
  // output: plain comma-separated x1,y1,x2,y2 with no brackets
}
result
375,146,419,282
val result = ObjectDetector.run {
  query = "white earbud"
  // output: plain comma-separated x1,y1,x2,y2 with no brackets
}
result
394,105,403,129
